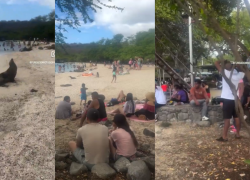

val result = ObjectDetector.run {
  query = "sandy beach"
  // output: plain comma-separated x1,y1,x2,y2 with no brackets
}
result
55,64,156,159
0,49,55,179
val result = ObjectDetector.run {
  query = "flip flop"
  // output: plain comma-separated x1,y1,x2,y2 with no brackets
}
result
216,137,228,142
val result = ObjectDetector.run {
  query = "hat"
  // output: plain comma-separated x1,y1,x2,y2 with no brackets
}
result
146,92,155,102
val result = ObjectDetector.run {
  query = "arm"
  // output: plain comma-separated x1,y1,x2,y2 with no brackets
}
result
238,82,244,100
76,130,83,149
76,136,83,149
203,89,209,103
214,59,225,72
190,89,197,102
79,100,95,127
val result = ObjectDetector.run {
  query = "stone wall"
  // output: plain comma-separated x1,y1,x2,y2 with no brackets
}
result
157,104,223,124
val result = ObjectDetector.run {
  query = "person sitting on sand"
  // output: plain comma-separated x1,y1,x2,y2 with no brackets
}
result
69,108,109,170
110,93,135,117
79,92,107,127
109,114,138,161
80,83,88,106
135,92,155,120
107,90,126,106
55,96,73,119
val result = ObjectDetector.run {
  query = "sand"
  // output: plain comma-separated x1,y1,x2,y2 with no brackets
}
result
0,49,55,179
55,65,155,153
55,65,155,105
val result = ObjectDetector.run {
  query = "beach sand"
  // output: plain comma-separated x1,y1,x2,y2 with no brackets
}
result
0,49,55,179
55,65,155,155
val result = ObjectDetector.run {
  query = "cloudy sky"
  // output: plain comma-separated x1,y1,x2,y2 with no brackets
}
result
0,0,54,21
56,0,155,43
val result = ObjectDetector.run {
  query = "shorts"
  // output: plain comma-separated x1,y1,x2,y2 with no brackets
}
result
73,148,94,170
113,75,116,77
81,93,87,100
222,99,237,119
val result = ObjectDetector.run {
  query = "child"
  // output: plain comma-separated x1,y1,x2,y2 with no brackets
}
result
80,83,88,106
111,70,116,83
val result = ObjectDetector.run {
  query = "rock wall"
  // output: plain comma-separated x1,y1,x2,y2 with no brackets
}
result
157,104,223,124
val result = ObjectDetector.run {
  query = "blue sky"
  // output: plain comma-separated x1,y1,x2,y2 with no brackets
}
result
0,0,54,21
56,0,155,44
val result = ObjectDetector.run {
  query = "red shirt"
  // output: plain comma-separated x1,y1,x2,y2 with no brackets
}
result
161,84,167,92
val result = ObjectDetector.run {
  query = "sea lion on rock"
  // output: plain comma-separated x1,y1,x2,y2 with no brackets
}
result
0,58,17,86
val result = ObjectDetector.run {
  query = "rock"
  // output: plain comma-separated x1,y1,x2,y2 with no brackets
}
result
143,128,155,137
170,118,177,122
167,113,175,119
70,162,88,175
104,119,112,127
178,113,188,121
114,157,131,173
30,89,38,92
197,121,211,127
55,153,69,161
91,163,116,179
181,108,188,113
141,157,155,172
38,47,43,50
55,161,67,170
150,150,155,156
127,160,151,180
60,84,72,87
158,114,167,121
136,151,147,157
186,119,192,123
192,113,202,122
139,144,151,153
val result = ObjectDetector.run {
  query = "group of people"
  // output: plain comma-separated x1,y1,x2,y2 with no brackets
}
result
156,59,248,142
55,83,156,168
128,57,143,70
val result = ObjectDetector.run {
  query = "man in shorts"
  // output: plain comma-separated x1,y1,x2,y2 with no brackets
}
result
69,108,109,169
214,60,245,141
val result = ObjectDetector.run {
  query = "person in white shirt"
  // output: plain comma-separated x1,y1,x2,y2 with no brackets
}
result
214,60,245,142
155,84,167,108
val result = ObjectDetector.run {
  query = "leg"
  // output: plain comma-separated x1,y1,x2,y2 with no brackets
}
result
109,137,116,160
111,107,122,115
68,141,77,152
234,118,241,137
223,119,230,139
199,100,208,117
190,100,195,106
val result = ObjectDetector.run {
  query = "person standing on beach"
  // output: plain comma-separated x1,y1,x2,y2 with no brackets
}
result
80,83,88,107
111,69,117,83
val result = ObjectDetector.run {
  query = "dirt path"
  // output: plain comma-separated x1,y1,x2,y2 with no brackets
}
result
0,51,55,179
155,122,250,180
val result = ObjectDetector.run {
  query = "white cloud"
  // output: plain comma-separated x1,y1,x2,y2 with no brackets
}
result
81,0,155,36
0,0,54,8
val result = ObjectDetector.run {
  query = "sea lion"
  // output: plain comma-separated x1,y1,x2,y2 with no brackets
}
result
0,58,17,86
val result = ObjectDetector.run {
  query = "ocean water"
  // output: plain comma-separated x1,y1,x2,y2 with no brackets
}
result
0,41,25,54
55,62,86,73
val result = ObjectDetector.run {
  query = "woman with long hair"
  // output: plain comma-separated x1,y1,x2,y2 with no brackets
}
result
110,93,135,117
109,114,138,161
